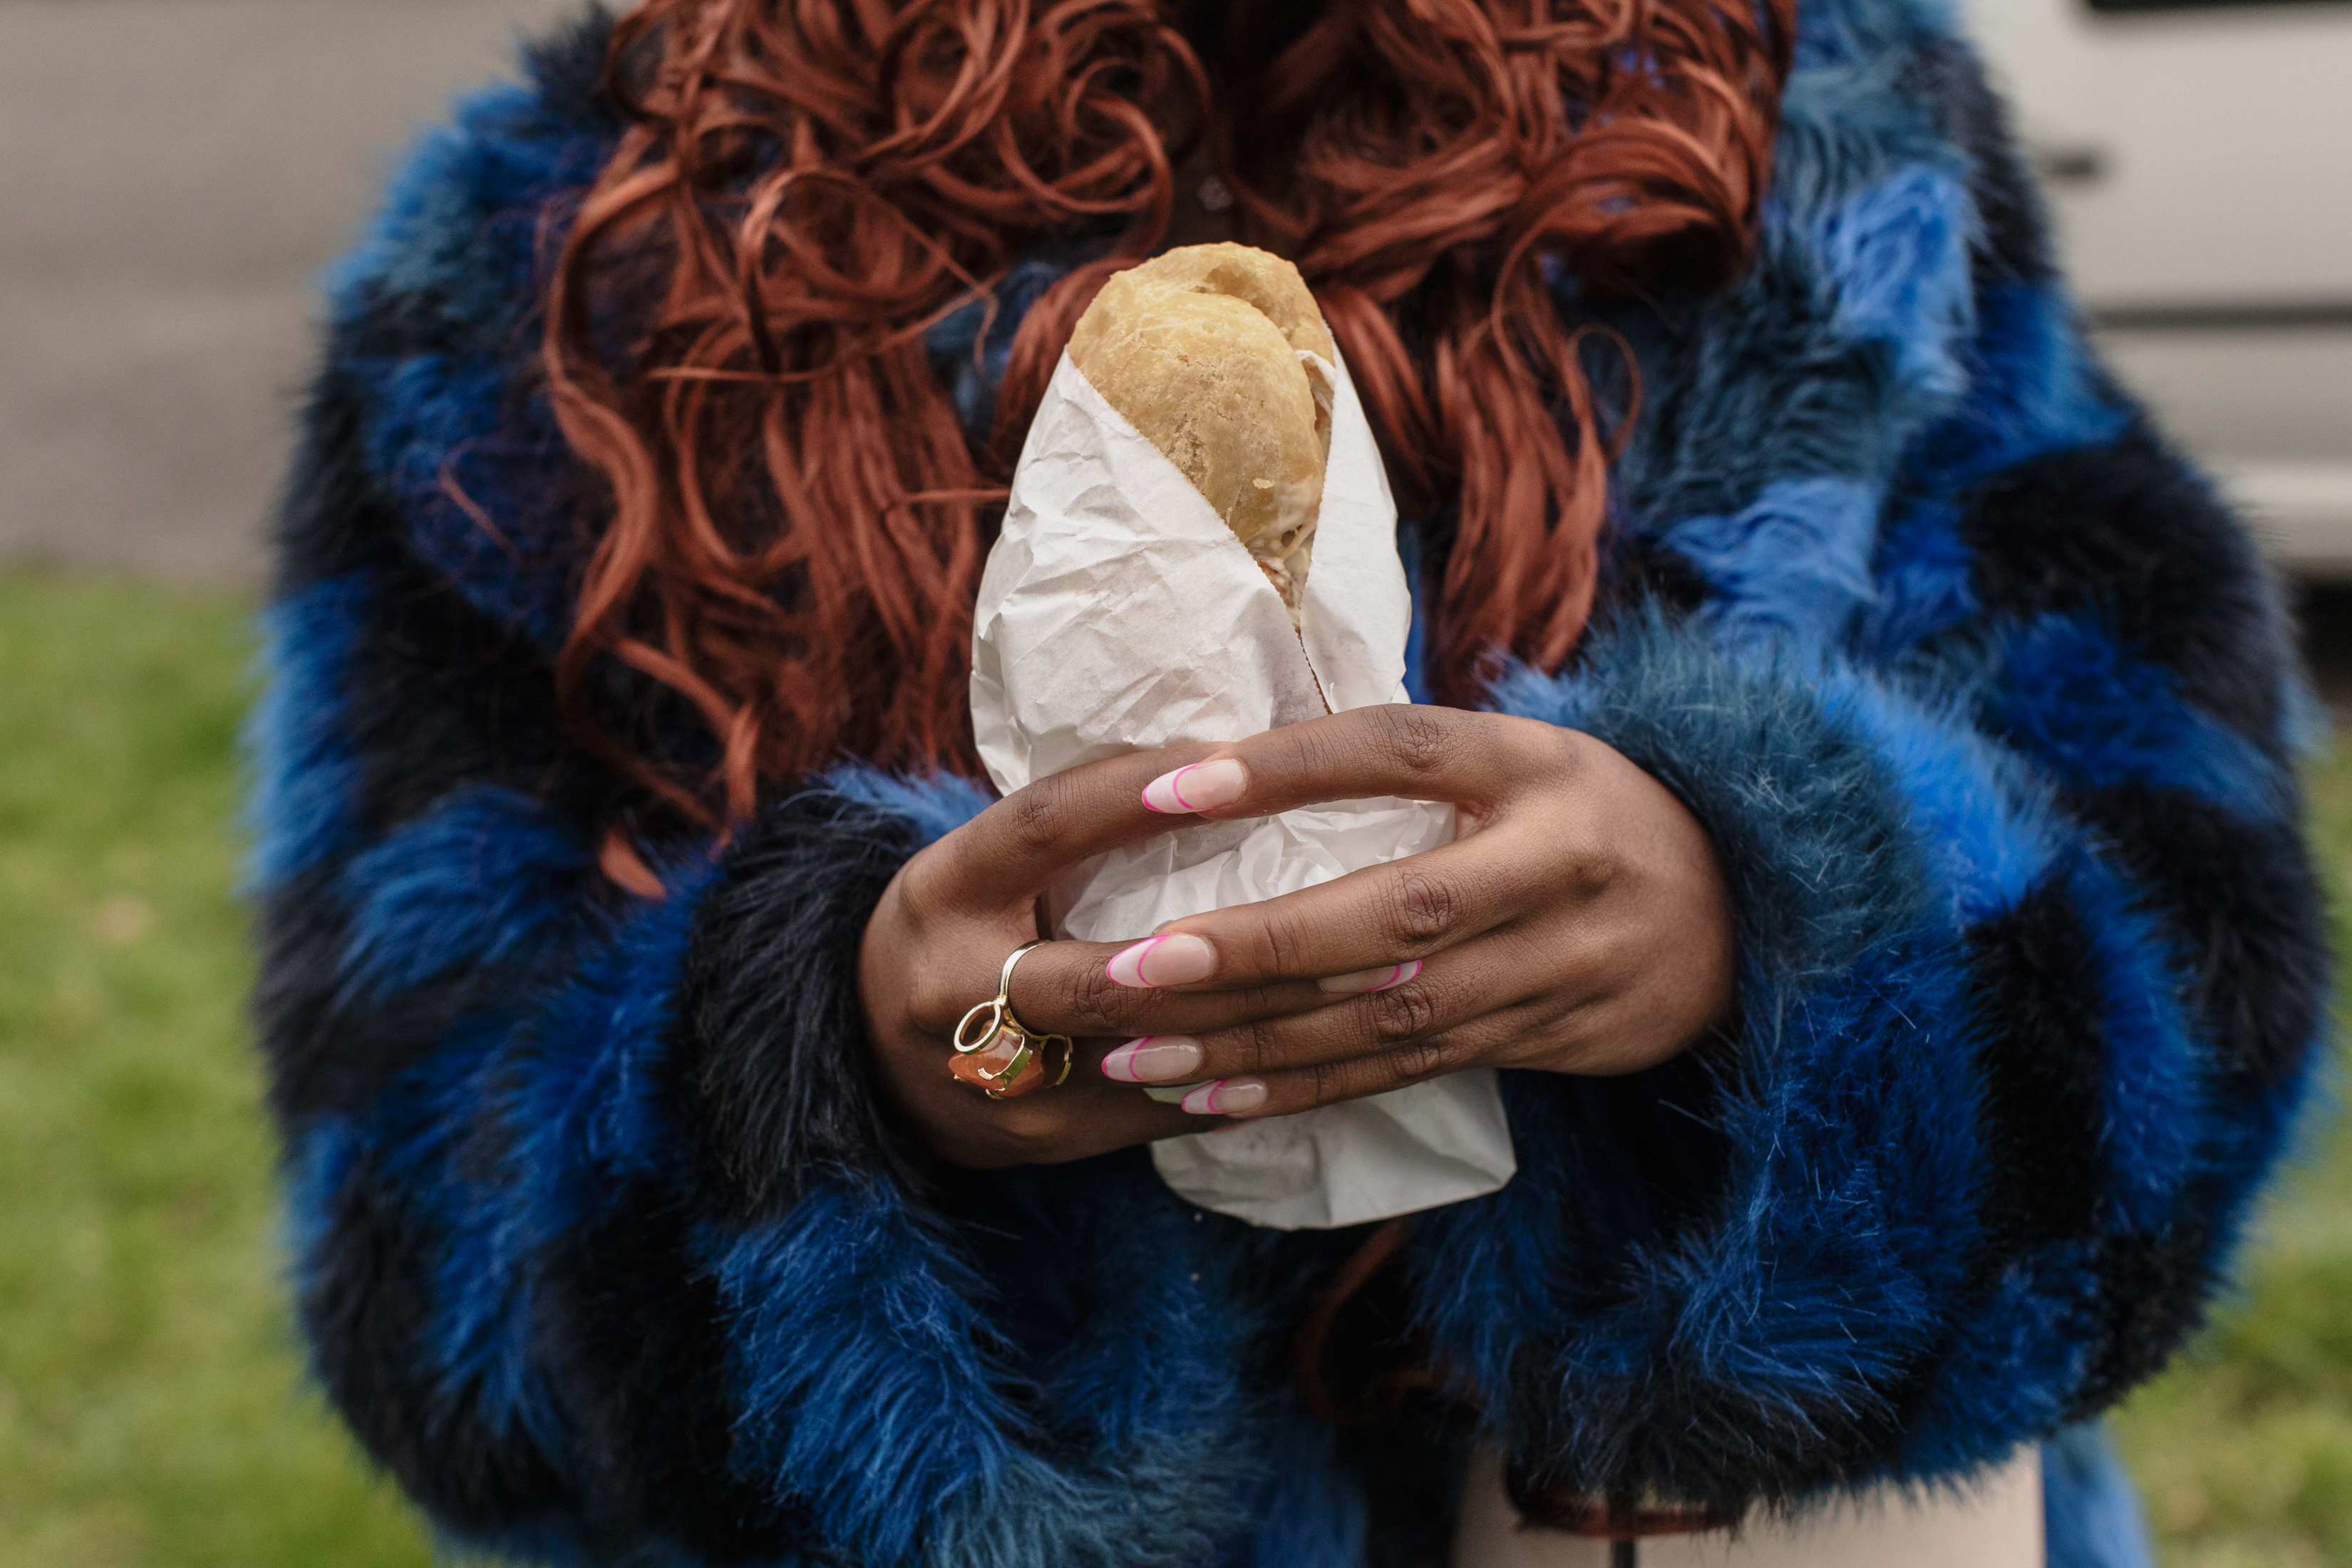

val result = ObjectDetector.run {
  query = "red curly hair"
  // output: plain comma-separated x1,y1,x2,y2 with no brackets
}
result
544,0,1792,843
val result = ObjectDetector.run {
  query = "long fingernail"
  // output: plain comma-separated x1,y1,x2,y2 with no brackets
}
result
1141,758,1249,814
1105,934,1216,988
1180,1078,1267,1115
1318,959,1422,995
1100,1036,1205,1084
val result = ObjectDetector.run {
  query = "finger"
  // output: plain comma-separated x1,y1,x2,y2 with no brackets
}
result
1174,1001,1552,1120
1136,706,1579,821
907,929,1344,1041
913,1048,1200,1168
1150,816,1568,990
1173,927,1554,1085
924,741,1221,907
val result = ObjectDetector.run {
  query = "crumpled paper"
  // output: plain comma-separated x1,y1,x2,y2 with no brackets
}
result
969,343,1517,1230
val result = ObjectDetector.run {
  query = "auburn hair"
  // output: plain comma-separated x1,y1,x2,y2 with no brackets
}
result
544,0,1792,840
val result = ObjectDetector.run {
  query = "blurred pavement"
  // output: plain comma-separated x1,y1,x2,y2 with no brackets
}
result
0,0,576,587
4,0,2348,712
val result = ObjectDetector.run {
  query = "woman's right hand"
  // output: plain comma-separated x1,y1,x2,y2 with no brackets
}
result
858,744,1339,1169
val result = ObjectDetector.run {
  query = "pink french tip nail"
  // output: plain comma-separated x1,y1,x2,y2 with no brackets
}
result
1317,959,1423,996
1140,758,1249,815
1104,933,1217,989
1100,1036,1205,1084
1180,1078,1267,1116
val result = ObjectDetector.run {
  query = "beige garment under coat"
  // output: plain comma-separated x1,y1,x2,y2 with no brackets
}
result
1453,1443,2043,1567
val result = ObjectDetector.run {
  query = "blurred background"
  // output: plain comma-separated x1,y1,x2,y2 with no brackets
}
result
0,0,2347,1562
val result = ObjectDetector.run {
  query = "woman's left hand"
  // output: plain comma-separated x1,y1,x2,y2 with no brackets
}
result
1107,706,1737,1119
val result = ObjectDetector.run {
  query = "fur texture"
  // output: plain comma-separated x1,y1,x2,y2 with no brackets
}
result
250,5,2324,1564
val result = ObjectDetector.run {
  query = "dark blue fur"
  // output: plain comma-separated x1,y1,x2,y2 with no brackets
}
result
321,11,622,642
249,4,2328,1564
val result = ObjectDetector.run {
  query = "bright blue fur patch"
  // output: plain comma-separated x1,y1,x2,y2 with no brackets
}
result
1610,158,1970,530
817,766,996,845
246,574,372,889
500,852,720,1255
1832,667,2063,922
1913,283,2132,486
383,1023,575,1465
1989,612,2293,816
334,853,729,1513
713,1169,1252,1568
1862,497,1979,661
336,787,593,999
1893,1237,2100,1475
1773,48,1959,220
2063,851,2204,1231
1817,165,1979,401
1670,476,1884,655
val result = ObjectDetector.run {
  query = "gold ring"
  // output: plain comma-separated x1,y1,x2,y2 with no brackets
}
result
951,939,1073,1099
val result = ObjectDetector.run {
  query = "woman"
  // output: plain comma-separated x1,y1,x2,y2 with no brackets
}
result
252,0,2326,1563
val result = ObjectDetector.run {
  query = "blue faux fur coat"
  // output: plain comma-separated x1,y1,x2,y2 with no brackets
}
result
251,4,2327,1565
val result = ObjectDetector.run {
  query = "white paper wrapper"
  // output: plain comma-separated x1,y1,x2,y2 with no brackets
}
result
970,345,1517,1230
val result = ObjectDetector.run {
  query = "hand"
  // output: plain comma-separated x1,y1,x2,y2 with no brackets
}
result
857,742,1353,1168
857,706,1735,1165
1082,706,1736,1120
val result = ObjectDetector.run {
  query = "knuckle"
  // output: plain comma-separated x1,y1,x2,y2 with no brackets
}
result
906,974,962,1033
1391,1033,1461,1084
1282,726,1354,798
1500,714,1575,778
1382,867,1460,951
1559,834,1623,899
1239,1018,1283,1076
1377,703,1455,777
1060,960,1133,1034
1253,904,1314,979
1001,781,1068,862
1366,981,1440,1046
893,847,951,923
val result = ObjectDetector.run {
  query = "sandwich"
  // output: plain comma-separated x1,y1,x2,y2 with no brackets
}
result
1066,243,1336,619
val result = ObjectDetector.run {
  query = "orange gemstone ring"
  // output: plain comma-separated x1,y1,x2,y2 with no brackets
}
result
951,940,1073,1100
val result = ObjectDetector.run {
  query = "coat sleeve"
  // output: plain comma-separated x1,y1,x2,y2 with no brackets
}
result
1406,31,2329,1524
244,24,1192,1561
256,26,1267,1568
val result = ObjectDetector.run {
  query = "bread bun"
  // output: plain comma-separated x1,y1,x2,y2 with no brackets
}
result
1066,244,1335,614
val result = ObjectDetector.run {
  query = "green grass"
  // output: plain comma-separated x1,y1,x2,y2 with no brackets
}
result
0,567,2348,1564
0,574,431,1567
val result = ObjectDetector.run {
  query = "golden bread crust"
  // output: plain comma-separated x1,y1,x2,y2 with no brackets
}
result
1113,242,1337,364
1066,244,1333,609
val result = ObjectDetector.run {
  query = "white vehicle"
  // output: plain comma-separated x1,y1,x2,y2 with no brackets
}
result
1963,0,2352,576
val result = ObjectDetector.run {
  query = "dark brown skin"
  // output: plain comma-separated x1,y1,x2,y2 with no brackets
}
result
857,705,1736,1170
